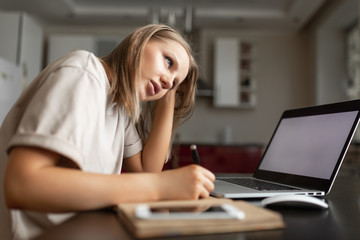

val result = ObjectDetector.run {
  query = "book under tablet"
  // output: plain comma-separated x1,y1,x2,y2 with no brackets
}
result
212,100,360,199
117,198,284,238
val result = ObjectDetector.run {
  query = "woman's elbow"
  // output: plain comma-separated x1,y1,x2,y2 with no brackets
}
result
4,147,60,210
4,176,26,210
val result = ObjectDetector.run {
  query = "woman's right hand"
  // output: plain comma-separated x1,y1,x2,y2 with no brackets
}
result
158,165,216,200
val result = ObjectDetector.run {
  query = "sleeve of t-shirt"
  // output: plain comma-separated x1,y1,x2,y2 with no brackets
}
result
9,65,104,168
122,114,143,159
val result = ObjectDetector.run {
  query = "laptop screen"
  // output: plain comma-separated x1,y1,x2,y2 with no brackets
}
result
258,111,359,180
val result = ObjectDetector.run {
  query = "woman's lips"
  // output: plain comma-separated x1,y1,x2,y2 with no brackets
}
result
150,80,161,96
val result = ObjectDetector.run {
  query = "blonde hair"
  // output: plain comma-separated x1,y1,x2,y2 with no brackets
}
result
101,24,198,151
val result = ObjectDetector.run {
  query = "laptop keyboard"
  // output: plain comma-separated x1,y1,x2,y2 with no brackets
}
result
218,178,298,191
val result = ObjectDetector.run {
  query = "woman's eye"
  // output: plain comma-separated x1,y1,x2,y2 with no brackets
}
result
165,57,173,68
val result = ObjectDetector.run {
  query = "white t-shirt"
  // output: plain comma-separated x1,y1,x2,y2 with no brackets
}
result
0,50,143,239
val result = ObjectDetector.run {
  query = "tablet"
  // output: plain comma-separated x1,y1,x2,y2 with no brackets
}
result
135,203,245,220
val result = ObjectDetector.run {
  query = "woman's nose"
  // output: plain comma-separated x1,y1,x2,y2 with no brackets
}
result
161,75,174,89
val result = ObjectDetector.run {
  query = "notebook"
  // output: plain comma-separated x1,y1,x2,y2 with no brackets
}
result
117,198,285,238
211,100,360,199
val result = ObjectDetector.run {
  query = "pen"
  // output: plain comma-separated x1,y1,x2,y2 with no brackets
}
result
190,144,201,165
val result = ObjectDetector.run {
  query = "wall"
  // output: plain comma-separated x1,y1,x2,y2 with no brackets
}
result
302,0,360,106
177,29,313,145
316,28,348,104
312,0,358,105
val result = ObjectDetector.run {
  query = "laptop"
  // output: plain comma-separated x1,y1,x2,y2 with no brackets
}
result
211,100,360,199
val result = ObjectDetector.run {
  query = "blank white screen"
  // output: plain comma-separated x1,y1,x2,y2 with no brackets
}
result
258,111,358,179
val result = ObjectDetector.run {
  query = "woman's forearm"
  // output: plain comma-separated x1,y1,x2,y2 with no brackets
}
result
4,147,162,212
141,90,176,172
7,169,162,212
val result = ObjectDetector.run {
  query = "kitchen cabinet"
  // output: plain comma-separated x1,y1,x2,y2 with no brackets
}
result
213,37,256,108
0,12,44,85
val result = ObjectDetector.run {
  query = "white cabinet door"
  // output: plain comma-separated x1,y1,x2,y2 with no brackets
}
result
214,38,239,107
19,14,44,83
0,57,23,124
0,12,44,85
0,12,20,64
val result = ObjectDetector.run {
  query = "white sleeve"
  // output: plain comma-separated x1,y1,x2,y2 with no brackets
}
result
9,66,104,167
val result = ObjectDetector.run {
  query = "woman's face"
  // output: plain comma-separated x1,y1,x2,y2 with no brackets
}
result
138,38,190,102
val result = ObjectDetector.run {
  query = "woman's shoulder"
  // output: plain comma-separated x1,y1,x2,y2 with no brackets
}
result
49,50,105,80
58,50,98,69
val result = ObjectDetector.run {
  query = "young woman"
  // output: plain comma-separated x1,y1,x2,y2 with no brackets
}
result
0,24,215,239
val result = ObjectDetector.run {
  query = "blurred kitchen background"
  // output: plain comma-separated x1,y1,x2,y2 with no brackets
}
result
1,0,359,174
